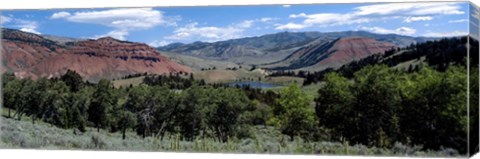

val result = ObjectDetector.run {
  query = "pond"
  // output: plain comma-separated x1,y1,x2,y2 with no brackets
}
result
227,81,283,89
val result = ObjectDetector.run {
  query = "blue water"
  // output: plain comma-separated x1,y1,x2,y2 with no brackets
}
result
227,81,282,89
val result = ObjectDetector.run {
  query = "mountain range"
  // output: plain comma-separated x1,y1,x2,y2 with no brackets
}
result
2,28,439,81
158,31,435,67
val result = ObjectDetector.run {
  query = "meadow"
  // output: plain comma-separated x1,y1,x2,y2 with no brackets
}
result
0,116,462,157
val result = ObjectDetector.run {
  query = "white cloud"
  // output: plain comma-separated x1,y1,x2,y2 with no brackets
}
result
20,27,41,35
165,17,275,42
448,19,468,23
51,8,175,29
149,40,171,47
360,26,416,36
280,13,371,30
275,23,308,30
277,2,464,31
303,13,370,26
422,31,467,37
1,15,41,34
282,5,291,8
18,21,40,35
50,11,71,19
237,20,254,28
1,15,12,24
19,23,41,34
403,16,433,23
236,18,277,28
51,8,178,40
260,17,276,22
165,22,244,42
354,2,464,16
91,30,129,40
289,13,307,18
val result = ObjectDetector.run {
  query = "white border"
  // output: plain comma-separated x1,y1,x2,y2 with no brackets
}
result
1,0,479,159
0,149,462,159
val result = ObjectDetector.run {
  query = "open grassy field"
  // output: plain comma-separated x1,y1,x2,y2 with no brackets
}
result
0,115,462,157
112,76,145,88
392,56,426,70
301,83,324,97
111,68,305,89
192,69,264,83
193,69,305,85
263,76,304,85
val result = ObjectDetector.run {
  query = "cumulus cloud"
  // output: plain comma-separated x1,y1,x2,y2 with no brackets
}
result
164,17,278,42
148,40,171,47
18,21,41,34
422,31,467,37
403,16,433,23
165,22,245,42
448,19,468,23
260,17,276,22
50,11,71,19
237,20,254,28
279,13,371,30
289,13,307,18
20,27,42,35
276,2,464,30
51,8,178,40
275,23,308,30
1,15,41,34
354,2,464,16
91,30,129,40
360,26,417,36
236,18,277,28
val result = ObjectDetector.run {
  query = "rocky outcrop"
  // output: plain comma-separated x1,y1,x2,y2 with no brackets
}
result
2,29,191,81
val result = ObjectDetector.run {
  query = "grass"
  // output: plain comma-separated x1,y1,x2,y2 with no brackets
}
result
263,76,304,85
111,69,306,90
1,108,34,122
0,115,464,157
112,76,145,88
264,82,322,100
392,56,426,70
193,69,265,84
301,82,324,97
111,68,273,86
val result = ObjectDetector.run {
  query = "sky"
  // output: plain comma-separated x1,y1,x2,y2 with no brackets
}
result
0,2,470,47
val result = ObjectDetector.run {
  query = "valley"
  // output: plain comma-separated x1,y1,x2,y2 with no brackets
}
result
1,28,439,86
2,2,478,157
1,27,477,156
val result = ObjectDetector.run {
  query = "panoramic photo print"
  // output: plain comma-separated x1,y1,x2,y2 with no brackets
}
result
1,2,479,157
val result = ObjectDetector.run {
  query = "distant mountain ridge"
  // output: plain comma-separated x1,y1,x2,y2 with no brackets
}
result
2,28,441,80
158,31,436,65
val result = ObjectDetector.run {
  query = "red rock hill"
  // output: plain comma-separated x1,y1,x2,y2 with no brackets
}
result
2,29,191,81
271,37,396,71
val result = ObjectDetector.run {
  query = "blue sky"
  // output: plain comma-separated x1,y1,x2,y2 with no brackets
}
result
0,2,470,47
